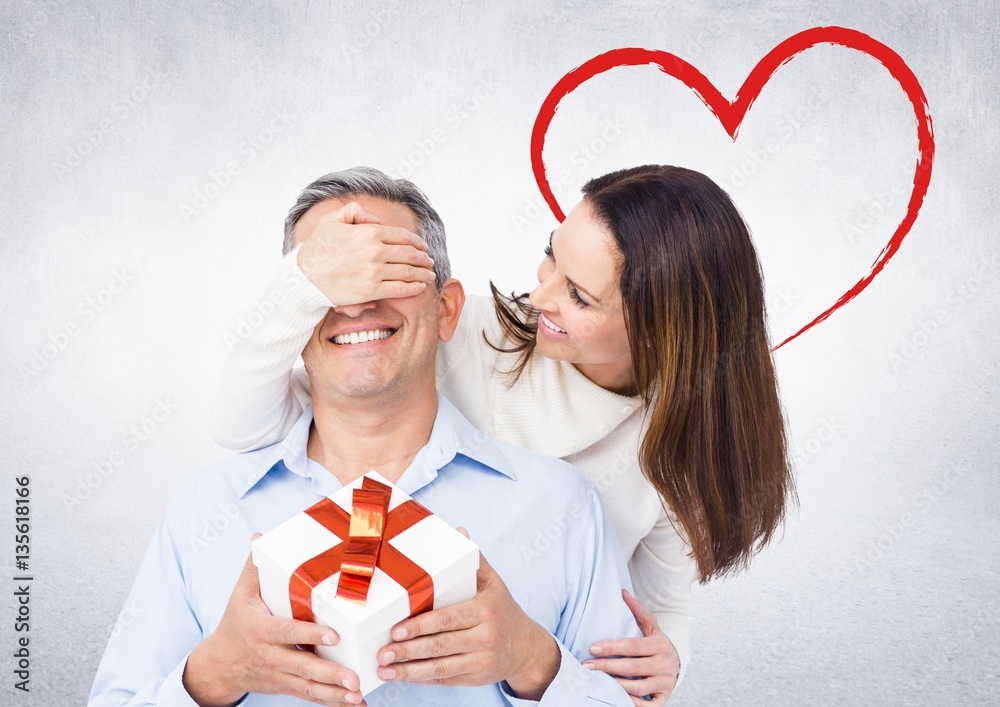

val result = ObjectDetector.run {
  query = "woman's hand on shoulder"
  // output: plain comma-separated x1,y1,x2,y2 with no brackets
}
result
297,200,436,306
584,589,680,705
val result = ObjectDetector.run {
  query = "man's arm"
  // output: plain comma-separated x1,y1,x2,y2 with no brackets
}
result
374,481,641,706
180,548,361,706
499,481,643,706
88,514,361,706
88,510,219,706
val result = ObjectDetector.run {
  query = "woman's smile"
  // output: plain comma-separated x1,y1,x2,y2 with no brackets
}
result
538,312,568,337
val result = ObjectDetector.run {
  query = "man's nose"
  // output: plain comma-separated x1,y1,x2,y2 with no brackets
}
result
332,300,378,318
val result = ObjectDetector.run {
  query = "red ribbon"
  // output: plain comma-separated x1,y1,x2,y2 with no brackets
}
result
288,477,435,624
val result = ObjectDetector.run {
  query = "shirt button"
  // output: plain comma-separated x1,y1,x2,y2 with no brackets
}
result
598,423,610,434
623,405,634,415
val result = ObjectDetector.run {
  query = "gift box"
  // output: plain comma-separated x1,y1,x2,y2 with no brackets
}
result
251,470,479,695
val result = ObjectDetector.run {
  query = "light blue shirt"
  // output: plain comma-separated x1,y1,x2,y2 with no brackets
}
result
89,394,641,706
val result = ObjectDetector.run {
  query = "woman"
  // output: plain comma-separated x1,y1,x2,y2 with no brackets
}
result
210,164,795,704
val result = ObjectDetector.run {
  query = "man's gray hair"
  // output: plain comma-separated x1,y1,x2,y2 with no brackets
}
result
282,166,450,288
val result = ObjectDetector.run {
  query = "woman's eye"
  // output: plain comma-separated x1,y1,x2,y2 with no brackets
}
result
569,287,590,308
543,244,554,259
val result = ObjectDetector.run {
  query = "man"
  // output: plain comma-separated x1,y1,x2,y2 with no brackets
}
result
90,167,641,706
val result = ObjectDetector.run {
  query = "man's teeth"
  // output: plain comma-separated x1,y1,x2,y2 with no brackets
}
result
332,329,394,345
540,314,567,333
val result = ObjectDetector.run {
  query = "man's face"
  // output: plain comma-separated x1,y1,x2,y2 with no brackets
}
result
296,195,462,403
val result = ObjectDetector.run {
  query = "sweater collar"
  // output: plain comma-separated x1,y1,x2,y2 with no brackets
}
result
491,354,644,458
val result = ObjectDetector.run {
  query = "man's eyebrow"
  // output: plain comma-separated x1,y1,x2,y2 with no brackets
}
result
548,231,602,304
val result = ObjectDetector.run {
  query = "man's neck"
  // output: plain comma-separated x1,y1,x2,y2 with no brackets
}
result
307,388,439,487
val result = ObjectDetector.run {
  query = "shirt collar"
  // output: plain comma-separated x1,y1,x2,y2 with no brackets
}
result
237,393,516,499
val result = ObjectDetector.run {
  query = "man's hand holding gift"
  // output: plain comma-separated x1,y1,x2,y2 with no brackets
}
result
183,537,365,707
376,530,561,700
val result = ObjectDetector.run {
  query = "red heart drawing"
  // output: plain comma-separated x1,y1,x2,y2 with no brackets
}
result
530,26,935,350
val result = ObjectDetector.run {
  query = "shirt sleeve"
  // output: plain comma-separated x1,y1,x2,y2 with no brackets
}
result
501,481,642,707
627,504,698,686
88,509,206,706
207,244,326,452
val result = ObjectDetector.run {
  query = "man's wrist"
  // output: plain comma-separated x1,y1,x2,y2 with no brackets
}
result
504,622,561,701
183,638,245,707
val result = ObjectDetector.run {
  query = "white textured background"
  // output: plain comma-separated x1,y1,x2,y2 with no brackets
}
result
2,1,998,704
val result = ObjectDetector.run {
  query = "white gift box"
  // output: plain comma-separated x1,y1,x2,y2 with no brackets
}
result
252,470,479,696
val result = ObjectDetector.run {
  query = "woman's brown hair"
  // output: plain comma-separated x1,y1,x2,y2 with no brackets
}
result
489,165,795,582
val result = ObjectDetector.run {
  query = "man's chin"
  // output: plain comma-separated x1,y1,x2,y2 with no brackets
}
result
316,367,399,399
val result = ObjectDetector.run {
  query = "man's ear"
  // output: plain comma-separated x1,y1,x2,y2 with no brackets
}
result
437,278,466,342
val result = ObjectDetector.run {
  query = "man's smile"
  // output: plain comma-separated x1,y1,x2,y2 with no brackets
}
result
330,327,397,345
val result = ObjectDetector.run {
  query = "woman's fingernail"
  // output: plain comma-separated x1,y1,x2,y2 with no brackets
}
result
383,651,395,664
590,644,603,655
322,633,336,646
342,676,356,690
381,667,396,680
583,662,596,670
393,628,407,640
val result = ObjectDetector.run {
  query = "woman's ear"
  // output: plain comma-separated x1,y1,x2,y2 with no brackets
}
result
437,278,466,342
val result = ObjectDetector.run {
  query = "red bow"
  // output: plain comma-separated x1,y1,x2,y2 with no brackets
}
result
288,476,435,623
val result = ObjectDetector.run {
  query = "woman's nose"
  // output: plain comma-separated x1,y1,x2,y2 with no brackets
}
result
529,271,554,311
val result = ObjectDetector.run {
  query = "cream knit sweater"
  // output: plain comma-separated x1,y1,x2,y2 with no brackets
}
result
210,247,696,678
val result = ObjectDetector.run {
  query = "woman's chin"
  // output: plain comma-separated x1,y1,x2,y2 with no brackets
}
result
535,332,572,361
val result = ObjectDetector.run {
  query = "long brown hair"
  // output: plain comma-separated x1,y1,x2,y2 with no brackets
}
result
489,165,795,582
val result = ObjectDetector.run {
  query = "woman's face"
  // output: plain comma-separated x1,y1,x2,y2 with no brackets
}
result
528,199,636,394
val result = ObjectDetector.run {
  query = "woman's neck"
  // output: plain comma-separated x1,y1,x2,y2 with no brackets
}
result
573,359,639,397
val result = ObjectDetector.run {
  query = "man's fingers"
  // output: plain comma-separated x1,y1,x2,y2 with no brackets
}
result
265,616,340,649
279,670,365,705
389,602,480,643
590,636,659,658
378,653,475,684
378,626,481,665
475,551,500,591
276,648,362,695
237,550,263,597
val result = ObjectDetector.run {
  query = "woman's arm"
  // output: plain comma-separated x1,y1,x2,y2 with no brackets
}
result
207,244,327,451
584,506,697,703
626,506,697,683
208,201,436,452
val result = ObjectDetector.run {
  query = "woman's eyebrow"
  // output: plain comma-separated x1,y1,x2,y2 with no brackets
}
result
549,231,603,304
567,276,602,304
